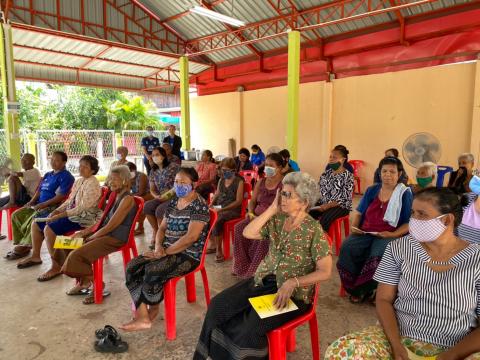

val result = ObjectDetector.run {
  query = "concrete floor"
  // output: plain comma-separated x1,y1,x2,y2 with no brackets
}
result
0,216,376,360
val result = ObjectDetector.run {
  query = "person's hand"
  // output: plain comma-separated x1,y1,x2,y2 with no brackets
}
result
49,210,60,217
144,247,166,259
267,189,280,215
273,278,297,310
32,204,43,211
391,344,409,360
72,230,87,239
457,167,465,177
377,231,393,238
351,226,364,235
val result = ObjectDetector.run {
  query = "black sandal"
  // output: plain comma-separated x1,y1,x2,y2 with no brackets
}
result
95,325,120,340
94,330,128,353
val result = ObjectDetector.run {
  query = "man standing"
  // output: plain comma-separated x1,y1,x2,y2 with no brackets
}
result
162,125,182,158
141,126,160,175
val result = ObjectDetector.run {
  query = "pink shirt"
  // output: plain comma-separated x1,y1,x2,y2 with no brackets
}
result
196,162,217,185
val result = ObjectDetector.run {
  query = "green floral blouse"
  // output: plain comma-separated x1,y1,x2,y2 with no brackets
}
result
254,213,331,304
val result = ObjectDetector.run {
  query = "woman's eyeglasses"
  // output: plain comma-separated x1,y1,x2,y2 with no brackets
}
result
280,190,293,199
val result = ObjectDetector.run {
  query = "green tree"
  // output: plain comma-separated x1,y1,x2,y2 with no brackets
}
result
106,94,160,131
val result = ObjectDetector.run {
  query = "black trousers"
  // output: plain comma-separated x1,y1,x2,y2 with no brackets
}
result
310,206,349,232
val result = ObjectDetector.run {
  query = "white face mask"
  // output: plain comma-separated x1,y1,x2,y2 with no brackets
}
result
147,131,154,137
409,214,447,243
153,156,163,165
116,154,123,160
130,171,136,179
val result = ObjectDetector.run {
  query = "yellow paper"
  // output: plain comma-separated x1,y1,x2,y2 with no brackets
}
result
406,348,437,360
53,236,83,250
248,294,298,319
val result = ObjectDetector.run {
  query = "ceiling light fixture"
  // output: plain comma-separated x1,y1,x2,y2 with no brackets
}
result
190,6,245,27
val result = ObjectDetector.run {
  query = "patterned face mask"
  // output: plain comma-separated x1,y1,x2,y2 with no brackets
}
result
409,215,447,243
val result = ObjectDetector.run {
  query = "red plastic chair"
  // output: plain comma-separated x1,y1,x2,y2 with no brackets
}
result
222,182,252,260
163,210,218,340
98,186,110,209
239,170,257,187
92,194,144,304
327,215,350,256
348,160,365,195
266,233,333,359
0,206,19,241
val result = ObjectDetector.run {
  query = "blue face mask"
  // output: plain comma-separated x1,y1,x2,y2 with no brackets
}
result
469,175,480,195
174,183,193,198
223,170,234,179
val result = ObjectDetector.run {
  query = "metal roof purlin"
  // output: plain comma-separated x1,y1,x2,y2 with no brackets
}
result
185,0,438,57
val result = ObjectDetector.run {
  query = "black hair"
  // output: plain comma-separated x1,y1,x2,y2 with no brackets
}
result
151,146,170,170
386,148,399,158
238,147,250,158
414,187,465,227
378,156,405,182
333,145,349,160
202,150,215,163
52,151,68,163
251,144,261,151
178,167,199,183
126,162,137,172
266,153,284,167
279,149,290,160
80,155,100,175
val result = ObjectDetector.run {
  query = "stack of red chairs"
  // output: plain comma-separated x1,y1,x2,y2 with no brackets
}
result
163,210,218,340
222,182,252,260
348,160,365,195
239,170,257,188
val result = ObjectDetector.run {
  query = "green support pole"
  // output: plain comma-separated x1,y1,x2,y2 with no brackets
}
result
0,23,21,170
115,132,123,148
179,56,191,150
286,30,300,161
27,133,37,160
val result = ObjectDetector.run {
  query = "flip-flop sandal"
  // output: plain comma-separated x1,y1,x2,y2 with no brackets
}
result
37,272,62,282
95,325,121,340
94,333,128,353
66,283,92,296
83,290,111,305
0,235,6,240
17,260,43,269
5,251,30,260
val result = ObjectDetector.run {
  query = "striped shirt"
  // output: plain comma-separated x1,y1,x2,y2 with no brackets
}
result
457,193,480,244
374,235,480,347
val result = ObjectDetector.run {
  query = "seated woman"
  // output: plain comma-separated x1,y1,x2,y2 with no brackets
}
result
208,157,244,262
162,143,181,165
143,147,179,247
338,157,413,303
194,172,332,360
232,153,284,278
119,167,210,331
19,155,103,281
104,146,129,187
325,188,480,359
448,153,479,194
127,162,152,235
0,153,41,211
250,144,266,168
195,150,217,200
279,149,300,172
457,175,480,245
58,165,137,304
6,151,74,262
373,148,409,184
410,161,437,193
235,147,253,172
311,146,354,232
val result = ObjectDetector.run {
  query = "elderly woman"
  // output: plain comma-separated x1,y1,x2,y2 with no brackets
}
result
449,153,479,194
120,167,209,331
126,162,152,235
6,151,75,262
20,155,103,281
195,150,217,200
208,157,244,263
311,146,354,232
373,148,409,184
338,157,413,303
457,175,480,244
235,148,253,172
162,142,181,165
143,146,179,246
325,187,480,359
232,153,284,278
411,161,437,193
58,165,137,304
194,172,332,360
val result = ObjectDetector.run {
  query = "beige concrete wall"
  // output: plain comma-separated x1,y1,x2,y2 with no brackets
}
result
331,63,475,188
190,62,476,186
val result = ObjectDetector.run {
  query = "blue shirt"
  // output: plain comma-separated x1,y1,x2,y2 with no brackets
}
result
288,159,300,172
251,151,266,166
141,136,160,155
38,169,75,203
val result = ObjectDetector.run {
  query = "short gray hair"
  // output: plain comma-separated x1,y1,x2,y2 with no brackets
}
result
282,172,319,208
417,162,437,178
110,165,131,184
458,153,475,164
